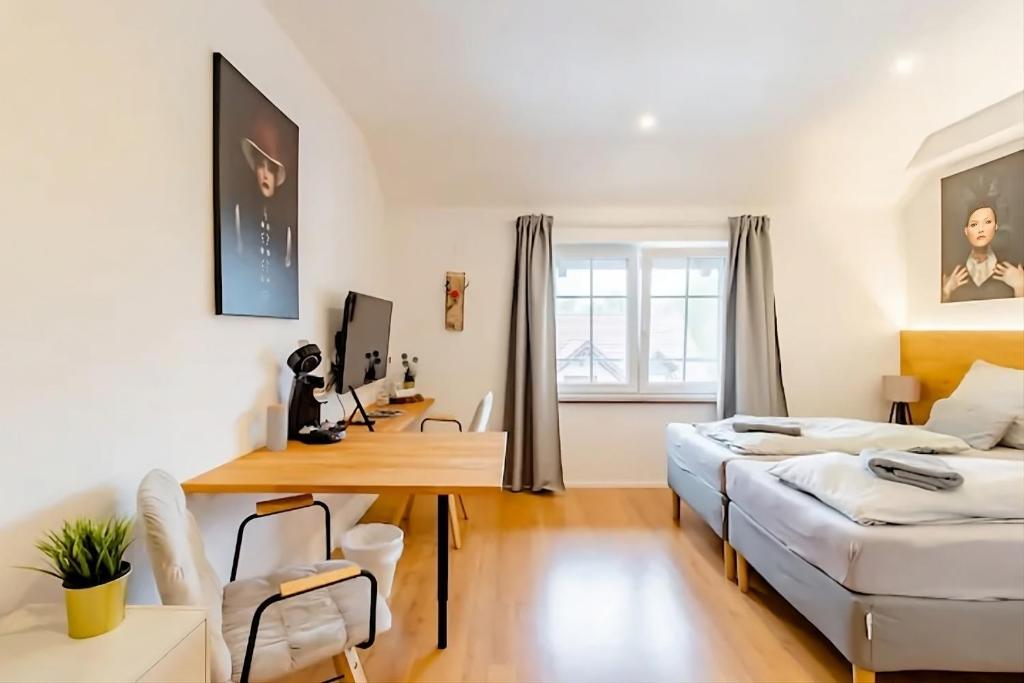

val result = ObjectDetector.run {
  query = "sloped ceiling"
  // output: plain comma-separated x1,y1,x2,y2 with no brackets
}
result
266,0,1024,206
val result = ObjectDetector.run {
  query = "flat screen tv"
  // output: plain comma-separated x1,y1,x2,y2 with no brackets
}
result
333,291,393,393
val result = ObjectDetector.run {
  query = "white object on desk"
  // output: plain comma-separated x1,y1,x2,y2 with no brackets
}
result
266,403,288,451
0,603,208,683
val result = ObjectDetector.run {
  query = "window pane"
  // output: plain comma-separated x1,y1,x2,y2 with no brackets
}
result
649,357,684,384
593,359,627,384
592,297,627,382
555,297,590,359
592,259,627,296
685,360,719,383
555,259,590,296
686,297,720,362
557,358,590,384
688,258,723,296
649,297,686,366
650,258,688,296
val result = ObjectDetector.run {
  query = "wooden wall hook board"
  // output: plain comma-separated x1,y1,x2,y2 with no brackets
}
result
445,271,466,331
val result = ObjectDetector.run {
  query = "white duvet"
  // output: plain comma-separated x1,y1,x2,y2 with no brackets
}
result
768,452,1024,525
696,416,970,455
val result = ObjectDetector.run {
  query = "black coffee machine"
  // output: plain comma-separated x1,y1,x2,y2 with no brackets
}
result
286,343,345,444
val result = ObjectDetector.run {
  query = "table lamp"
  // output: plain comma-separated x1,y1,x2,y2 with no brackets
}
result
882,375,920,425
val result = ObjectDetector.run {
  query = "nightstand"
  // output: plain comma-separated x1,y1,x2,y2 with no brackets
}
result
0,603,208,682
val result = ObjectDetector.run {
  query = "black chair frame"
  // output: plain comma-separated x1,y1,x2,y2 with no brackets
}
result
232,498,378,683
420,417,463,432
231,500,331,581
239,569,378,683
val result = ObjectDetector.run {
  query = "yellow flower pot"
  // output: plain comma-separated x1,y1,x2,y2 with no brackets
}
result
64,564,130,639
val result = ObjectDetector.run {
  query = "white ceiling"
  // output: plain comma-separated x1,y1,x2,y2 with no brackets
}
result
266,0,1024,206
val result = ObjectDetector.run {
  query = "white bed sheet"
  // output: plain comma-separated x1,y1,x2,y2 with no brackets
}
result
666,423,792,492
667,420,1023,494
726,459,1024,600
962,445,1024,461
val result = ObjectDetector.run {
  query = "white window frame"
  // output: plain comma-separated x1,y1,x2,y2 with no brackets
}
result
639,246,725,397
553,244,639,395
555,241,726,402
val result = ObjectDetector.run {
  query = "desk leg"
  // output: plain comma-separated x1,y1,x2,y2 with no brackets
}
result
437,494,449,649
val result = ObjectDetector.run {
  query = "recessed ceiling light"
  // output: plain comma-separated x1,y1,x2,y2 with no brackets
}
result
891,56,916,76
637,113,657,131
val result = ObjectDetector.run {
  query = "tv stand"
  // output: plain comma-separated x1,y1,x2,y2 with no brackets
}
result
346,385,375,432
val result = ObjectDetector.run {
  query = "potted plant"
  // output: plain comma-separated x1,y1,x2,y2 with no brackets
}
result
23,517,133,638
401,353,419,388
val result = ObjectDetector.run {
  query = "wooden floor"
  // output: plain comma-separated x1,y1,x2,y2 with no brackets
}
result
344,489,1019,683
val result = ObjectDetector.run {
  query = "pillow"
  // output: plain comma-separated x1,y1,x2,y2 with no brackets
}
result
924,398,1016,450
948,360,1024,449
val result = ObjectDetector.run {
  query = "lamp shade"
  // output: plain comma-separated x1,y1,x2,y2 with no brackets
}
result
882,375,920,403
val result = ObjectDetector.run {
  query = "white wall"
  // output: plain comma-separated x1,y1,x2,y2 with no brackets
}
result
771,204,903,419
0,0,388,612
387,204,901,486
903,139,1024,330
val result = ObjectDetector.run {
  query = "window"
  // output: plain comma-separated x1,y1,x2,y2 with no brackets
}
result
554,245,638,390
554,243,726,399
641,248,724,395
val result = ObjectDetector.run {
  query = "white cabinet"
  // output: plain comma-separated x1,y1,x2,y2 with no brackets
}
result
0,604,209,683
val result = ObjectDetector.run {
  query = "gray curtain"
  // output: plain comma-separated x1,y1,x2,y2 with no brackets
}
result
719,215,789,418
503,214,565,492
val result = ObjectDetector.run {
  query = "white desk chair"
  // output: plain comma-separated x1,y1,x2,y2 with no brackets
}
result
393,392,493,549
137,470,390,683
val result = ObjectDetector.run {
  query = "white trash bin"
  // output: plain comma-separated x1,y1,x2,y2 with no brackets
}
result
339,523,404,599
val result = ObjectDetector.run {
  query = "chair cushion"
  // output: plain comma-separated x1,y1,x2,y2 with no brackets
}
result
221,560,392,683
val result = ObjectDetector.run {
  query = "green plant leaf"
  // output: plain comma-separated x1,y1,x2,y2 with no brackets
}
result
22,515,133,587
14,565,65,580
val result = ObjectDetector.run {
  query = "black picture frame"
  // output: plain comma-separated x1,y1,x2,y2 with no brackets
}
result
213,53,300,319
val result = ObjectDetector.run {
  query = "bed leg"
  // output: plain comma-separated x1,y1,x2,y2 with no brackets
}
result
671,490,681,525
851,664,875,683
736,551,749,593
723,541,736,581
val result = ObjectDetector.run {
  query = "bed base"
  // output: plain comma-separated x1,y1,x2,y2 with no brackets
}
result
728,504,1024,679
668,459,728,537
669,460,742,579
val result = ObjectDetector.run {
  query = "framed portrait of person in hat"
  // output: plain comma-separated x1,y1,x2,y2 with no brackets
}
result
213,53,300,318
940,150,1024,304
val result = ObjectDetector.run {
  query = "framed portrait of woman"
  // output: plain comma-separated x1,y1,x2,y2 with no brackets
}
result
940,149,1024,304
213,53,300,319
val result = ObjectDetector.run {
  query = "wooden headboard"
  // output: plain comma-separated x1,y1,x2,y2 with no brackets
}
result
900,330,1024,424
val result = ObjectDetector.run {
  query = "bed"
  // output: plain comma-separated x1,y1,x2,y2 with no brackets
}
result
726,458,1024,680
666,417,970,576
666,422,792,576
668,330,1024,561
719,329,1024,682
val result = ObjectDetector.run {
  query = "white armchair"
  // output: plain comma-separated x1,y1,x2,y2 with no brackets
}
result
137,470,390,682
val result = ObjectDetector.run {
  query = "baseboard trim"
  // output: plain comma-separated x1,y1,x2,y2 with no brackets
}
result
565,480,666,488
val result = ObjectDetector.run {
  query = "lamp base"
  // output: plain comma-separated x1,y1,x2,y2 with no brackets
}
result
888,401,913,425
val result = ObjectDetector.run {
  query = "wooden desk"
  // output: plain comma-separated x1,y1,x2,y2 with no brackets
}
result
351,398,435,433
182,429,506,650
183,431,505,495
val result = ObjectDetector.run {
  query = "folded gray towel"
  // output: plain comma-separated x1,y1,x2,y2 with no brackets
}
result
860,449,963,491
733,421,802,436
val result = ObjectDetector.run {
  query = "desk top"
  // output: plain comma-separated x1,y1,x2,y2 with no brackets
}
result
182,430,507,495
352,397,435,433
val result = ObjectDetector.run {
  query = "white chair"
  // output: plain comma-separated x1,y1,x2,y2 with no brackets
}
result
392,392,494,549
137,470,390,683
